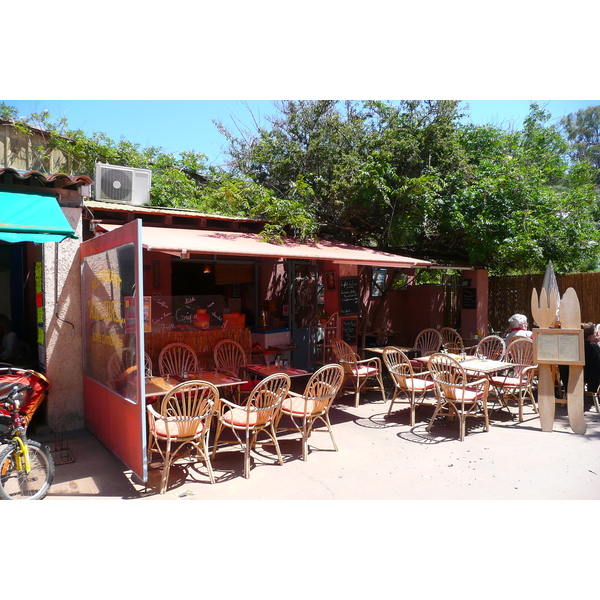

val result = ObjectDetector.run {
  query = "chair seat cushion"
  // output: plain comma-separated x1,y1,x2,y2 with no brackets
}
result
222,407,258,427
405,377,435,391
353,365,379,377
447,387,484,402
154,418,205,438
281,396,316,416
240,380,261,392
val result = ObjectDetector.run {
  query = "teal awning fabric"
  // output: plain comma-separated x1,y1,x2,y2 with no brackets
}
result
0,191,77,243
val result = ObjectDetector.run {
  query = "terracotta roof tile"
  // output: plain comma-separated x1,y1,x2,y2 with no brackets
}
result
0,167,92,189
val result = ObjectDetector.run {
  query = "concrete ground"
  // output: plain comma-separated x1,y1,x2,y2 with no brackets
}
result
40,387,600,501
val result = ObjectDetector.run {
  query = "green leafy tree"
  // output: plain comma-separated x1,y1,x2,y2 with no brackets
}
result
560,105,600,183
0,103,316,241
220,100,600,274
218,99,469,252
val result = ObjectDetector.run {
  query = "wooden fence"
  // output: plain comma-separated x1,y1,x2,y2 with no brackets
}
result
488,272,600,333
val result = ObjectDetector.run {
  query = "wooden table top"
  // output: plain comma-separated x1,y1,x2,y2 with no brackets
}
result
142,372,247,399
243,364,309,378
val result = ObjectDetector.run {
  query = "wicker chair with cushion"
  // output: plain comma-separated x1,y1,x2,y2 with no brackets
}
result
213,339,258,399
474,335,506,361
277,363,344,461
211,372,290,479
489,337,537,422
331,338,386,407
411,328,443,370
427,352,490,442
382,347,435,425
158,342,198,377
440,327,464,353
147,380,218,494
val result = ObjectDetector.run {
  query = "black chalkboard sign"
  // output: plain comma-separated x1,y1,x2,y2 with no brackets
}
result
172,295,226,327
339,277,359,316
462,287,477,309
342,317,358,345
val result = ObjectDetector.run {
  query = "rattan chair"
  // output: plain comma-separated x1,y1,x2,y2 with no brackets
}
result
331,337,386,407
147,380,218,494
414,328,443,356
475,335,506,361
489,337,537,421
382,347,435,425
440,327,464,353
277,363,344,461
211,372,291,479
213,338,257,399
427,352,490,441
158,342,198,377
409,328,442,370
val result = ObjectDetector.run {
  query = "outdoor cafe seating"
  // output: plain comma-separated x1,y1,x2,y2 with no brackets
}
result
331,337,386,407
382,346,435,426
276,363,344,461
474,335,506,361
211,372,291,479
158,342,198,377
427,352,490,442
213,338,260,400
440,327,465,353
410,328,443,370
147,380,218,494
489,337,537,422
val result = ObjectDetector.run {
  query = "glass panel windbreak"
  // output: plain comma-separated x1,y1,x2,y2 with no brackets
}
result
82,242,139,403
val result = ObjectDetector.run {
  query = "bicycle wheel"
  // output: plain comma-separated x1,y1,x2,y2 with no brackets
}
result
0,439,55,500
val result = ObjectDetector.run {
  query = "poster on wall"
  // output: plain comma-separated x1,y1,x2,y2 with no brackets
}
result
125,296,151,333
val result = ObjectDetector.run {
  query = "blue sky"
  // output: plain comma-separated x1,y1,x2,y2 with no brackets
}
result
2,99,598,168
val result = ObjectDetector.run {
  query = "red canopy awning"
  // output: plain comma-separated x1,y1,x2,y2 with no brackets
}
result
98,223,430,269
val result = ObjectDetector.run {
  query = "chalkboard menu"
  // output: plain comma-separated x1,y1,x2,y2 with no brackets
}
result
462,287,477,309
149,295,227,331
342,317,358,345
339,277,359,316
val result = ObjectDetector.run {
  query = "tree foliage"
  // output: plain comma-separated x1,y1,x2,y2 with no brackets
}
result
560,105,600,183
3,100,600,274
219,100,600,275
0,102,317,241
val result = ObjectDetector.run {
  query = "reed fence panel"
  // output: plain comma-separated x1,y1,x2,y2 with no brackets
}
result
488,272,600,334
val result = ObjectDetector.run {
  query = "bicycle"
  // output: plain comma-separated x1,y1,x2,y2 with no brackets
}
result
0,368,54,500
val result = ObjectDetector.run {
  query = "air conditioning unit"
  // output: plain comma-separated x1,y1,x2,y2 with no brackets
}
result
94,163,152,205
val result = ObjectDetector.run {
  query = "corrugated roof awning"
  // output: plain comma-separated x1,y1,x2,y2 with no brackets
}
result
0,190,77,243
98,223,430,269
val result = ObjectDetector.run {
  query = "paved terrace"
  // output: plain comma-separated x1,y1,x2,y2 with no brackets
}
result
41,387,600,501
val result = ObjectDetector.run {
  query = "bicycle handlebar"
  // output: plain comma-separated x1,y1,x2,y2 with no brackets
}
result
0,384,31,412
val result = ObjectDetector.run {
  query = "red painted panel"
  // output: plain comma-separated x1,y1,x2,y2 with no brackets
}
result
81,220,147,481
